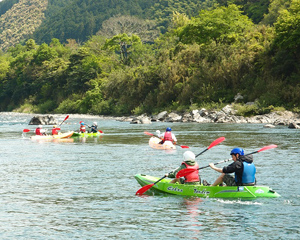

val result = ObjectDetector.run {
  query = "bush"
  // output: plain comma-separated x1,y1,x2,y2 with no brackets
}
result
37,100,56,113
55,98,81,113
89,100,113,115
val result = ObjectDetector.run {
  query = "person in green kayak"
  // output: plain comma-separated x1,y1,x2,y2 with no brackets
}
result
209,148,256,186
79,122,86,133
165,151,200,185
90,122,98,133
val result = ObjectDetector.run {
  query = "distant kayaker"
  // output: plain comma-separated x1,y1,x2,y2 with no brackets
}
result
209,148,256,186
165,151,200,185
79,122,86,133
52,125,59,135
90,122,98,133
159,127,177,145
35,125,46,135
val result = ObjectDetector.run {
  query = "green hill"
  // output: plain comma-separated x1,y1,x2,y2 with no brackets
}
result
0,0,273,51
0,0,47,51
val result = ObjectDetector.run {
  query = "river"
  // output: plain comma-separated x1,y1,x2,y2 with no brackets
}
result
0,112,299,239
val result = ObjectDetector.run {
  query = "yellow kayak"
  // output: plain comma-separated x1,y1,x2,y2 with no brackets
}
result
30,131,74,140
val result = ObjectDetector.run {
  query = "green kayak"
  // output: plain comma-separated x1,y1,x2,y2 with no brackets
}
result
72,132,102,137
135,174,280,199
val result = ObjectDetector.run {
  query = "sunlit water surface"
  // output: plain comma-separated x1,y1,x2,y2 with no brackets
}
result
0,112,299,239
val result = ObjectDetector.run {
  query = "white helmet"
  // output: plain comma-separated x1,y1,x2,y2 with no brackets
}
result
183,151,195,161
39,125,42,128
93,122,97,126
156,130,160,134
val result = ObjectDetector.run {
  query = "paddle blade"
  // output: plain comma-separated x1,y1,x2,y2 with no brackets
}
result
208,137,225,149
257,144,277,153
144,131,154,136
176,168,196,178
180,145,189,149
98,130,103,133
64,115,69,122
136,183,154,195
23,129,30,132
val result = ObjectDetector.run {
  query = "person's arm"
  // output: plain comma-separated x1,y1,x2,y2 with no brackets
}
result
209,163,223,173
166,164,185,178
172,134,177,142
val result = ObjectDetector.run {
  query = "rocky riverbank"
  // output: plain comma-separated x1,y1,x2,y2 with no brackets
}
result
24,104,300,129
119,105,300,129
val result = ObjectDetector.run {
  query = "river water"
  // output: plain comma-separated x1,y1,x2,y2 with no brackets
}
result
0,112,299,239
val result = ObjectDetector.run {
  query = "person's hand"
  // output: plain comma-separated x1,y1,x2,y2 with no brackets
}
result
209,163,215,169
165,174,168,177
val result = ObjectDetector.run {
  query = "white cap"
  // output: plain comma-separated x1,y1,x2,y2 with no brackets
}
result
39,125,42,128
183,151,195,161
156,130,160,134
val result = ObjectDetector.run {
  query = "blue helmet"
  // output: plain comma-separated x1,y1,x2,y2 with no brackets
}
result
81,122,85,125
166,127,172,132
230,148,244,156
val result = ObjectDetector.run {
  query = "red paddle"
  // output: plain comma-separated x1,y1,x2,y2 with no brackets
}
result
176,144,278,178
136,175,168,195
144,131,189,149
98,130,104,133
195,137,225,157
23,129,30,132
59,115,69,126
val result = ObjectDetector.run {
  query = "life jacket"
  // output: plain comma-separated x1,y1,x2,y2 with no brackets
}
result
52,128,58,135
164,132,173,141
80,125,86,133
235,162,256,184
35,128,42,135
182,162,200,183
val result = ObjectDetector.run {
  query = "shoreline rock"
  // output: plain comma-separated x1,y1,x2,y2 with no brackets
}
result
119,105,300,127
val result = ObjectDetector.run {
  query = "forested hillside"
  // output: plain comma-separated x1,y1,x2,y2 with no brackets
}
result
0,0,47,51
0,0,272,51
0,0,299,116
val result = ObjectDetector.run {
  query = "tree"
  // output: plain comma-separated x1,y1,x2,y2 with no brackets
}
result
98,15,160,43
104,33,142,64
176,4,254,45
262,0,292,25
274,0,300,51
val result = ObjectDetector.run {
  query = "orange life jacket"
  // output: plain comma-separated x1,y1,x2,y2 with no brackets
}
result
182,162,200,183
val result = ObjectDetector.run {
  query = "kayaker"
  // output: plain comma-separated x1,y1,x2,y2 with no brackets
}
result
209,148,256,186
159,127,177,145
165,151,200,185
52,125,59,135
90,122,98,133
79,122,86,133
35,125,46,135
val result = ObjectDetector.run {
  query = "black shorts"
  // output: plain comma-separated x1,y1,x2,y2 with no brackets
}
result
223,174,237,186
